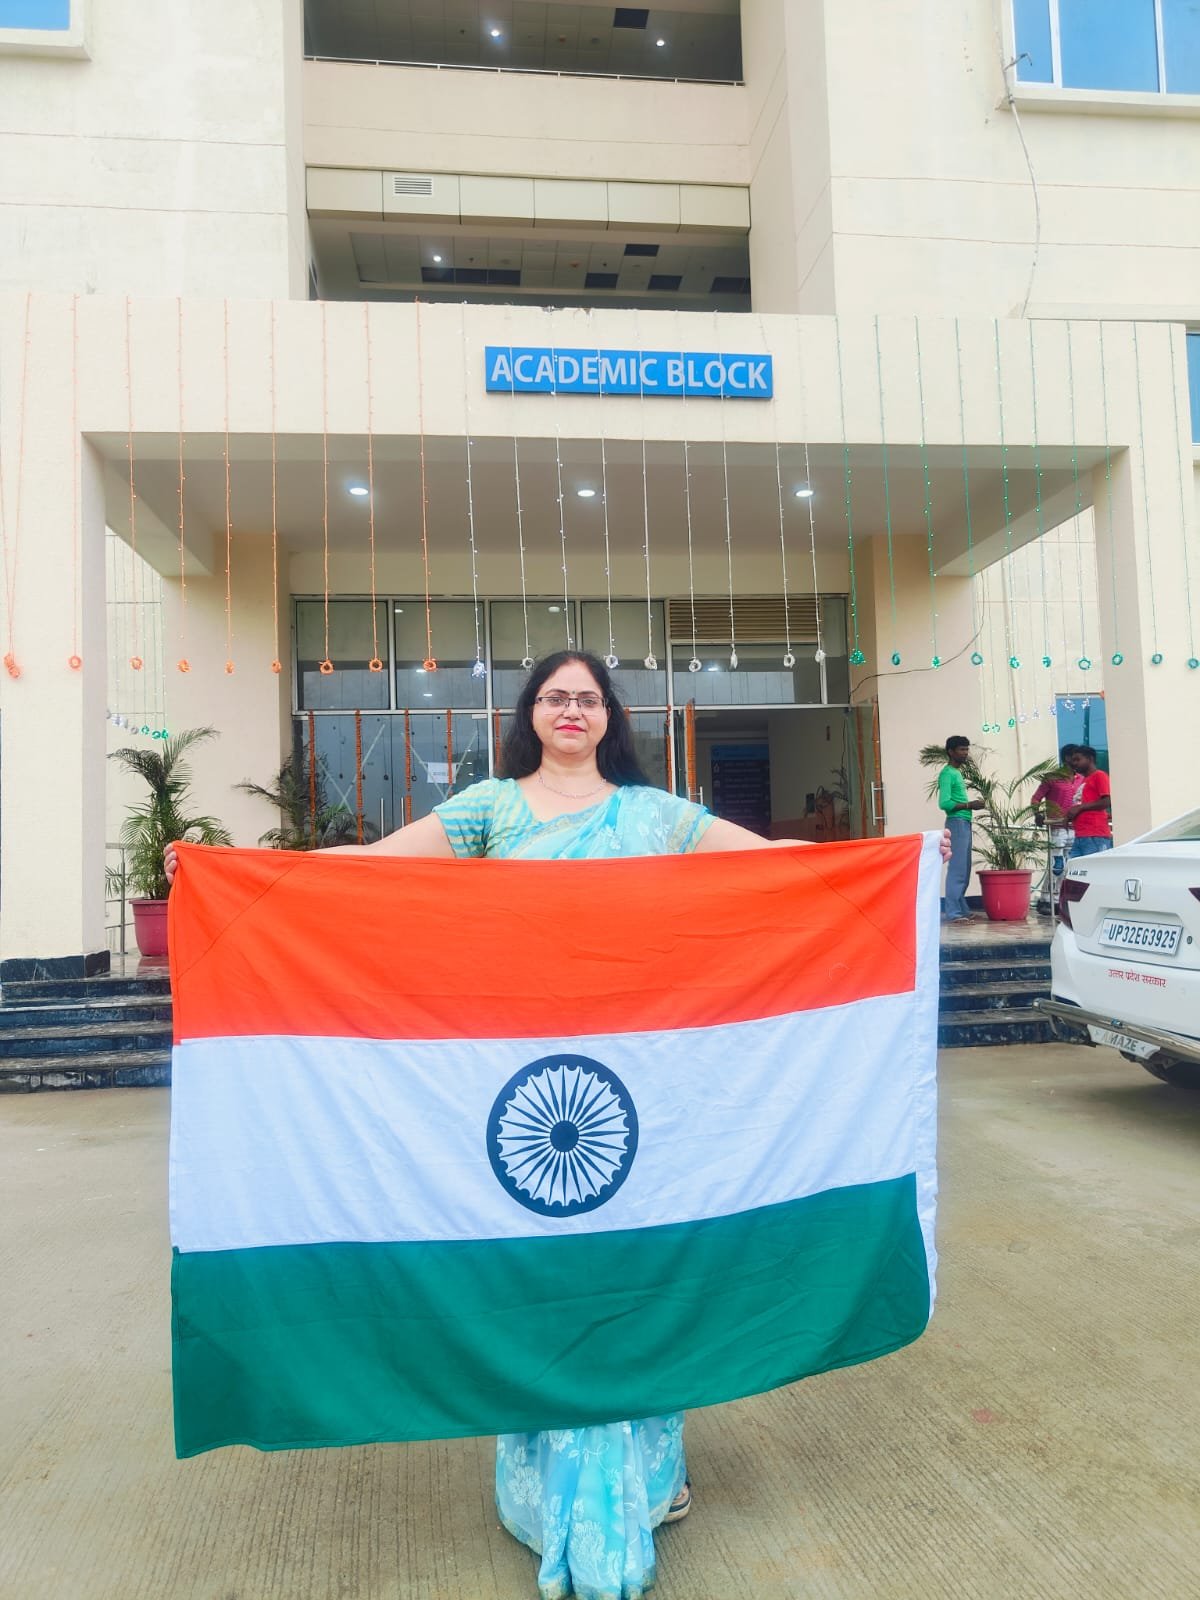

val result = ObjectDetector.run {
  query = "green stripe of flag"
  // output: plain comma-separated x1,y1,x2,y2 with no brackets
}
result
172,1174,929,1456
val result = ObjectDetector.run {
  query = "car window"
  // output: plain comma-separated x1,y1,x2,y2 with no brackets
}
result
1138,809,1200,843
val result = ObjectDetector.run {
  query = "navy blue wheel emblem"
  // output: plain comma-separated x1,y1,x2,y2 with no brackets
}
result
487,1054,638,1217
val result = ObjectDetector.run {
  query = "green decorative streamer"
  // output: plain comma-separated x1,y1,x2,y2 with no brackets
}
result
1096,323,1123,664
1167,329,1199,668
954,321,985,671
1064,324,1091,673
1027,323,1052,668
913,319,938,667
1131,323,1162,662
834,322,865,666
873,316,900,665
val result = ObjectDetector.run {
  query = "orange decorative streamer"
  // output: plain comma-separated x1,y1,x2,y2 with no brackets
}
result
354,709,364,845
403,708,413,826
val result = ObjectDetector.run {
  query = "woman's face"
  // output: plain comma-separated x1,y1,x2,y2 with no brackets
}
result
530,662,610,762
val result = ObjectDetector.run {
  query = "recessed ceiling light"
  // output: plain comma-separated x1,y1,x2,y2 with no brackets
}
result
656,38,666,47
577,487,597,499
348,484,369,497
794,486,814,498
547,605,561,613
490,27,502,38
432,253,443,263
423,692,433,697
707,664,719,672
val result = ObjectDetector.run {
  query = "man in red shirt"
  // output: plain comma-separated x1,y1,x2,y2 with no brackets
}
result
1066,745,1112,858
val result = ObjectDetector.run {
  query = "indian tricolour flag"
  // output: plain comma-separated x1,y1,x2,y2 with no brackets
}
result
168,833,939,1457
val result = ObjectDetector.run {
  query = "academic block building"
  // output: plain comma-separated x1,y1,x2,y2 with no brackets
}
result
1,0,1198,974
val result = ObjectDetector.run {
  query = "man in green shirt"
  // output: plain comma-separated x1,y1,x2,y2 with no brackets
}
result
939,735,984,921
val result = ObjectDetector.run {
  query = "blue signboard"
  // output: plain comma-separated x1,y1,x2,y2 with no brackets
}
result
485,346,773,399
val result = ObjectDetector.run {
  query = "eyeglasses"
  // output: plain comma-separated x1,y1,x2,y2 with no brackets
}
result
534,692,608,713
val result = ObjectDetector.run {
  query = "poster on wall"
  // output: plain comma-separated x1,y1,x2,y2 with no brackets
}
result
710,744,771,835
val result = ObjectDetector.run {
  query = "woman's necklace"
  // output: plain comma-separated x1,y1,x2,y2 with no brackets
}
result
536,769,611,800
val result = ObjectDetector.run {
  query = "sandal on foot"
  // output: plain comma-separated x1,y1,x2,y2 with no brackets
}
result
664,1482,692,1524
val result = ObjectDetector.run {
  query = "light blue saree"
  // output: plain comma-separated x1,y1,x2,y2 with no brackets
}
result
434,778,713,1600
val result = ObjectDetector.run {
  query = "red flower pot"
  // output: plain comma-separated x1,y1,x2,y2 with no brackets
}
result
977,869,1034,922
130,898,169,957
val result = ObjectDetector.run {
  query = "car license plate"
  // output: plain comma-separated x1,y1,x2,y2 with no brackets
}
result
1087,1024,1157,1060
1100,918,1181,956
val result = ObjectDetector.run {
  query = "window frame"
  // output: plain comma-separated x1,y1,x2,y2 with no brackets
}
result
1012,0,1198,96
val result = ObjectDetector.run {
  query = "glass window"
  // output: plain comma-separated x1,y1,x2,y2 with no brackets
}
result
1188,331,1200,443
1059,0,1159,90
394,600,485,710
1139,807,1200,842
296,599,389,711
580,600,667,707
491,601,578,707
671,642,824,707
627,712,671,792
1014,0,1054,81
1163,0,1200,91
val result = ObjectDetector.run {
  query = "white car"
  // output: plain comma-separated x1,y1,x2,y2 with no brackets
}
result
1038,809,1200,1086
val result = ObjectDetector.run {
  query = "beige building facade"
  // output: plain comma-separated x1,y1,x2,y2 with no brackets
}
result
0,0,1197,974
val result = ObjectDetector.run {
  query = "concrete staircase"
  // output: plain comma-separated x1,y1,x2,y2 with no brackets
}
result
938,936,1056,1048
0,972,172,1091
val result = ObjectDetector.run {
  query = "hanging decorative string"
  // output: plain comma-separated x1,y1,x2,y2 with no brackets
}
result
1096,324,1123,667
354,710,364,844
634,309,656,671
268,305,283,676
124,297,144,673
598,413,619,670
222,299,236,675
676,314,701,675
714,312,738,670
0,291,31,679
953,321,985,671
1131,323,1163,665
803,440,824,668
67,293,82,670
445,708,455,796
402,708,414,825
458,307,487,679
872,316,901,665
833,321,864,665
771,433,795,670
315,302,332,676
174,300,191,674
413,300,437,672
511,429,533,671
913,318,939,668
1166,332,1199,668
1026,322,1053,669
992,319,1022,672
307,711,318,845
985,568,1002,732
546,315,574,652
1063,323,1092,672
362,305,383,674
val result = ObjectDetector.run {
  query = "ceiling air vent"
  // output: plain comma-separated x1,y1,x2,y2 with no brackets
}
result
585,271,620,290
613,8,650,27
648,273,683,292
711,275,752,295
391,174,435,198
668,596,822,644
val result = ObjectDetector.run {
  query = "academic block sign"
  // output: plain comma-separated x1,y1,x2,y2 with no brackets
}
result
484,347,773,399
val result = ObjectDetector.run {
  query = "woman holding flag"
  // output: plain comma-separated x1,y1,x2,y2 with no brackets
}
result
167,649,949,1600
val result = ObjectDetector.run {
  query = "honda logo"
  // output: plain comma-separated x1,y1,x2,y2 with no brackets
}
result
1124,878,1142,902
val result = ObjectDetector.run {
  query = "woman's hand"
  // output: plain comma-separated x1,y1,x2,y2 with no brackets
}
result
164,842,180,888
940,829,952,864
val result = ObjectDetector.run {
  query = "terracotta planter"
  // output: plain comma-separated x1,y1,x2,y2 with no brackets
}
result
977,868,1034,922
130,897,169,957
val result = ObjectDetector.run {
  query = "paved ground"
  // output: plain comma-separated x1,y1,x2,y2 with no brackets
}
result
2,1043,1198,1600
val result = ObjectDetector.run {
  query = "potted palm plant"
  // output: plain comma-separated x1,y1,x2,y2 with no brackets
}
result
236,753,378,850
919,745,1057,921
109,728,232,956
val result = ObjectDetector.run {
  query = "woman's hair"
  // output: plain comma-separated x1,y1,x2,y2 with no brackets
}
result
498,651,650,786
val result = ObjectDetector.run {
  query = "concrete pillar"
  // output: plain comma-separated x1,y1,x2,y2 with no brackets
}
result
0,343,109,977
161,540,292,849
854,533,977,840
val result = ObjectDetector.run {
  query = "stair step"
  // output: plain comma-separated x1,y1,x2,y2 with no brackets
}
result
0,998,172,1030
0,1048,171,1091
0,1020,172,1059
938,981,1050,1013
940,958,1051,989
937,1007,1059,1048
939,939,1051,964
1,973,171,1004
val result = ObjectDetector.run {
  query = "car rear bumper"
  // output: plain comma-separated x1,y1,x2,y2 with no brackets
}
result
1034,998,1200,1066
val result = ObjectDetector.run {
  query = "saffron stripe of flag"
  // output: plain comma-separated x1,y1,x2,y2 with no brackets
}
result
168,835,940,1457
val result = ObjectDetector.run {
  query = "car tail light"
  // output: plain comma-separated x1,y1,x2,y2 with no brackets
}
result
1059,877,1090,929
